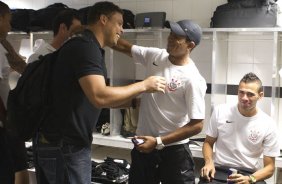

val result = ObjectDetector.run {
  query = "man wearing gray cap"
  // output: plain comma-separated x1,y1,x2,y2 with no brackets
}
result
113,19,207,184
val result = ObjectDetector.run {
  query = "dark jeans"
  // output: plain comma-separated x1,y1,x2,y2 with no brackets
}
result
198,166,266,184
129,143,195,184
33,137,91,184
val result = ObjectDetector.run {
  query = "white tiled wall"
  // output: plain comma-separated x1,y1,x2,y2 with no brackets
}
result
227,34,274,85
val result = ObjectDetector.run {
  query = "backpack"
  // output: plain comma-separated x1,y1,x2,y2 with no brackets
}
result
5,51,58,141
210,0,278,28
5,34,91,141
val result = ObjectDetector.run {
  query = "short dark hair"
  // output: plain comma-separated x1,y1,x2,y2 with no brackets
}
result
87,1,123,25
240,72,263,93
0,1,10,17
52,9,81,36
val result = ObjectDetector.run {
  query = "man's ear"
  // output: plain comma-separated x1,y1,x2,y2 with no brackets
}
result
57,23,67,35
100,14,108,25
258,91,264,99
188,41,195,50
61,23,67,31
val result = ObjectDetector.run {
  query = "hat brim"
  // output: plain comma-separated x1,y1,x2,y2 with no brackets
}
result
169,21,187,38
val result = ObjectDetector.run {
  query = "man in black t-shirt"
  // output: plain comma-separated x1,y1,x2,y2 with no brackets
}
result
33,1,167,184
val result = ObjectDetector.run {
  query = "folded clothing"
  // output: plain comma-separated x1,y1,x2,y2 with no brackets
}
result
91,157,130,184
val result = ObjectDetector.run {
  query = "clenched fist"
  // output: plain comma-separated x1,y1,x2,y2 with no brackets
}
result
143,76,166,93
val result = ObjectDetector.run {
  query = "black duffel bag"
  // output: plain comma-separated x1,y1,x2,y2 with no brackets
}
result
11,9,35,32
210,0,278,28
29,3,69,31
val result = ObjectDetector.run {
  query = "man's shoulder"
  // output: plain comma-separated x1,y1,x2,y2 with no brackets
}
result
26,53,40,64
213,103,236,115
27,45,54,64
216,103,235,109
72,29,97,43
64,31,98,52
33,40,54,55
133,45,165,53
257,108,275,122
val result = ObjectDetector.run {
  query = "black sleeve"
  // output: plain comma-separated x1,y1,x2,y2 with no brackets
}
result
65,38,105,80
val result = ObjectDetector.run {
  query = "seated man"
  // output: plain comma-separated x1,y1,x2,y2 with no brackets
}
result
200,72,280,184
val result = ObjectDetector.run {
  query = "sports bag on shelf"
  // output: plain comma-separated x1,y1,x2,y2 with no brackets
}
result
10,9,35,32
210,0,278,28
29,3,70,31
122,9,135,29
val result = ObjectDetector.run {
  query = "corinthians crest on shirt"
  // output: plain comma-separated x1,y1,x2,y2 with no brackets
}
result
248,129,260,143
167,76,183,91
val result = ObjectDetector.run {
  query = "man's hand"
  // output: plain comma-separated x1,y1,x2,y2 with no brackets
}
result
201,163,215,182
227,173,250,184
134,136,157,153
0,39,26,74
142,76,166,93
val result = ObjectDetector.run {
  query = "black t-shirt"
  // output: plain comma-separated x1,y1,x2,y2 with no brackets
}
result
41,29,107,146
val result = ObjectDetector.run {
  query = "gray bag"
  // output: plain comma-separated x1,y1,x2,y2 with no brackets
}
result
210,0,278,28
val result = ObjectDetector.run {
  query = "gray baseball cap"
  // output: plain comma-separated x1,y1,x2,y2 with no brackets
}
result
169,20,202,45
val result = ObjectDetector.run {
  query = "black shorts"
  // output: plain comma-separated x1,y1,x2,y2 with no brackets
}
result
0,128,28,176
129,143,195,184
